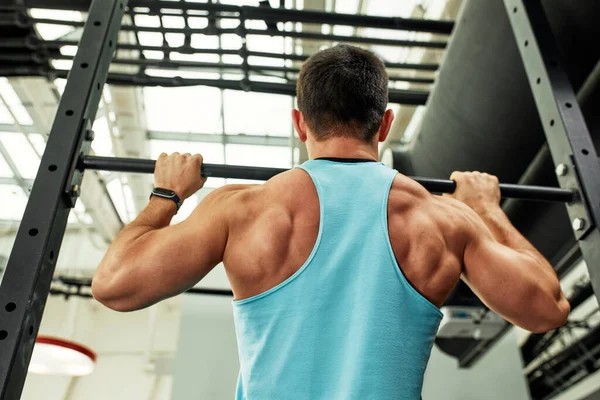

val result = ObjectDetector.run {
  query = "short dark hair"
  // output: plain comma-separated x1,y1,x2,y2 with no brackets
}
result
296,44,389,142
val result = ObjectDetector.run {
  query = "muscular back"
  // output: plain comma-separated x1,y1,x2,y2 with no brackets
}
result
223,169,465,307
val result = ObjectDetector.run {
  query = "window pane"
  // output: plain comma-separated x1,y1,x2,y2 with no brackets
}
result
225,144,291,168
0,184,27,220
144,87,223,133
223,91,292,136
0,152,13,178
0,132,40,179
91,117,114,156
150,140,225,164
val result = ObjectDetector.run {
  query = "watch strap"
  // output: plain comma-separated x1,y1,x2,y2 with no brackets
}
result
150,188,182,212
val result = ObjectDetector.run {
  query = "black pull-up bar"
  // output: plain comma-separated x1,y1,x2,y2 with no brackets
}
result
81,155,576,203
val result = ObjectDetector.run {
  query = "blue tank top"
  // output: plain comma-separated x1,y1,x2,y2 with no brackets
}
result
232,159,443,400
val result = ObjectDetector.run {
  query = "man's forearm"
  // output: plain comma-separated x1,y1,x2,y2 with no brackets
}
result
475,205,543,257
96,198,176,278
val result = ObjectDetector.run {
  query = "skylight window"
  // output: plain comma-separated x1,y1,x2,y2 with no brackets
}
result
0,133,41,180
0,153,13,178
223,90,292,136
91,117,114,156
0,78,33,125
0,184,27,220
144,86,223,133
225,144,291,168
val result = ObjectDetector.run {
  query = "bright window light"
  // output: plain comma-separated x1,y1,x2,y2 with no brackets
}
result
138,32,164,46
247,55,284,67
220,34,242,50
0,153,13,178
144,86,223,133
0,105,12,124
35,24,74,41
28,134,46,155
29,8,82,21
222,55,243,64
225,144,291,168
165,33,185,47
191,34,219,49
149,140,225,164
161,16,186,29
134,14,161,27
0,78,33,125
402,105,426,143
333,25,353,36
143,50,165,60
223,90,291,136
335,0,360,13
51,59,73,71
246,35,284,53
54,79,67,96
0,184,27,220
170,52,220,63
60,46,78,56
91,117,114,156
0,132,41,179
188,17,208,29
106,179,131,223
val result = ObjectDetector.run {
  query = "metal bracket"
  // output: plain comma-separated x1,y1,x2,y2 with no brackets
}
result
65,121,94,208
555,155,593,240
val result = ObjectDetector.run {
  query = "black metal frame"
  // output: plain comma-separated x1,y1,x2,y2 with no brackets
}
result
457,0,600,369
0,0,127,398
2,1,444,104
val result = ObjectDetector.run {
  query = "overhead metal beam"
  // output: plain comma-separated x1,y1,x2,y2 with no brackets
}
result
22,0,455,35
28,17,448,49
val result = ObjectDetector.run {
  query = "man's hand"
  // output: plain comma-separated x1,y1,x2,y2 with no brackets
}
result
155,152,207,200
445,171,501,214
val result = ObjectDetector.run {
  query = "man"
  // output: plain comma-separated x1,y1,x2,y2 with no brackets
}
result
92,44,570,399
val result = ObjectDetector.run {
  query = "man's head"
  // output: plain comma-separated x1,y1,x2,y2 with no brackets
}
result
293,44,394,151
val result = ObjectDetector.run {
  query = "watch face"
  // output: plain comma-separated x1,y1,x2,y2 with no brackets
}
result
153,188,176,197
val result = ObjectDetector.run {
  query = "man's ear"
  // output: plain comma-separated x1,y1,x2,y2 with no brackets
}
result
292,109,308,143
378,109,395,143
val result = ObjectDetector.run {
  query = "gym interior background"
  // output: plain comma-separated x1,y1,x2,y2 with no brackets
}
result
0,0,599,399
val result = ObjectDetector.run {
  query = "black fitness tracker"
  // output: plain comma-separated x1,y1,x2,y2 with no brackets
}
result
150,188,182,212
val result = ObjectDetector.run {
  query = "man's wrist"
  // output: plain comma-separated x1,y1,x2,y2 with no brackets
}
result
149,195,178,215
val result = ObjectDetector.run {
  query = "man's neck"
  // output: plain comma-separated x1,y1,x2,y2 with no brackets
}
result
307,138,379,161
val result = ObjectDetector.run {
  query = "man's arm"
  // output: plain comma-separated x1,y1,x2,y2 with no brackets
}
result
92,153,231,312
446,171,570,333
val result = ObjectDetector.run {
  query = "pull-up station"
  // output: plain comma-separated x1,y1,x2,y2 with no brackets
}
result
0,0,599,398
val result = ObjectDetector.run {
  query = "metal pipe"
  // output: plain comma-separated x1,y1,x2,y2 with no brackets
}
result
24,0,455,34
30,18,447,49
81,156,576,202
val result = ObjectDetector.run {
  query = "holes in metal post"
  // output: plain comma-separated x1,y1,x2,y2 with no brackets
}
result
49,250,55,261
66,110,74,116
582,149,589,155
109,40,113,48
550,119,555,126
81,63,89,69
29,326,34,336
94,21,101,26
524,40,528,47
0,330,7,340
565,102,572,108
513,7,517,13
29,228,38,237
5,303,16,312
536,77,541,84
97,83,101,90
48,164,57,172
